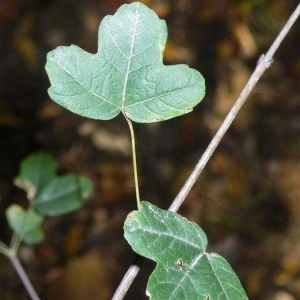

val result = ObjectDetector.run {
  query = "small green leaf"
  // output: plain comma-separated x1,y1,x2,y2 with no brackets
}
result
45,2,205,123
14,152,93,216
6,204,44,245
14,152,57,200
124,201,248,300
33,175,93,216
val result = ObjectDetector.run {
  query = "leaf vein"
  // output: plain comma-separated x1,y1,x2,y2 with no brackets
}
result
140,227,203,250
122,7,139,109
106,23,129,60
50,57,119,109
125,83,200,108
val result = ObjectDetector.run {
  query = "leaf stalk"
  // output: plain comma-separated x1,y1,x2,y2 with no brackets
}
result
125,115,141,209
168,1,300,212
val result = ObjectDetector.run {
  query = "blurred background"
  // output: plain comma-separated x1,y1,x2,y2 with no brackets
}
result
1,0,300,299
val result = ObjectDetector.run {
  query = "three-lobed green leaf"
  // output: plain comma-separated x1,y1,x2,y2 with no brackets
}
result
45,2,205,123
124,201,248,300
14,152,93,216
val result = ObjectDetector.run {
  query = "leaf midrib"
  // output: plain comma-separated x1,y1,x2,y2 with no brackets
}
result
121,7,139,112
139,226,206,251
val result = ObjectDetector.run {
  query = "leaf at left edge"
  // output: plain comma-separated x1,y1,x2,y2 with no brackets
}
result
124,201,248,300
45,2,205,123
6,204,44,245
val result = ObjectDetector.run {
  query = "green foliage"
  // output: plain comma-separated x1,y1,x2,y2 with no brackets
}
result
1,152,94,299
44,2,247,299
124,201,248,300
45,2,205,123
6,205,44,245
15,152,93,216
14,152,57,201
2,152,93,249
33,174,92,216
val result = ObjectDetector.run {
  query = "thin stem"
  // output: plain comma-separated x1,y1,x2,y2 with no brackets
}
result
5,207,40,299
114,3,300,299
169,2,300,212
0,241,11,257
112,255,144,300
10,207,34,254
265,2,300,60
10,230,22,255
112,265,141,300
168,64,265,211
10,255,41,300
125,116,141,209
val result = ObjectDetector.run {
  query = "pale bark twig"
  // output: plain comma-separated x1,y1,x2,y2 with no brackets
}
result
10,256,41,300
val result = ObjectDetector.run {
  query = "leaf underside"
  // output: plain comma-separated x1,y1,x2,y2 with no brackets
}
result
45,2,205,123
124,201,248,300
